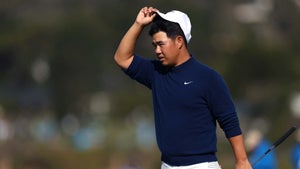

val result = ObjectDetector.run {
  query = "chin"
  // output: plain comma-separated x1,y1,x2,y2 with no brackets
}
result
159,59,172,66
161,61,169,66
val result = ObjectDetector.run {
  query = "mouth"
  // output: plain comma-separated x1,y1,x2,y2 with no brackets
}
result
157,56,165,62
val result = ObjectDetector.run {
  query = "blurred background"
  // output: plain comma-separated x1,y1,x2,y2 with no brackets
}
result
0,0,300,169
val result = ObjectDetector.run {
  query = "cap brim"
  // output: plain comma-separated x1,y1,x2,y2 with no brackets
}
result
156,11,173,22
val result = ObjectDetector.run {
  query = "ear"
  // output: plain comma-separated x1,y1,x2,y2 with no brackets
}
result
175,36,184,49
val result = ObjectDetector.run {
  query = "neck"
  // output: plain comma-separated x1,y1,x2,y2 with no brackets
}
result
174,49,191,67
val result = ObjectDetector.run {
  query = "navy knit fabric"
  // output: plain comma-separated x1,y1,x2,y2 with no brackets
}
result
124,55,242,166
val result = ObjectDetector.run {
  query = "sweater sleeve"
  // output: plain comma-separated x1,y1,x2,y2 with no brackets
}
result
123,55,154,89
207,71,242,138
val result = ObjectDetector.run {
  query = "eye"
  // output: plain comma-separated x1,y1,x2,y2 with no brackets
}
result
152,41,166,48
157,42,165,47
152,42,157,48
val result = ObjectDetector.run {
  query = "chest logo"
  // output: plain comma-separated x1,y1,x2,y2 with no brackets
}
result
184,81,193,85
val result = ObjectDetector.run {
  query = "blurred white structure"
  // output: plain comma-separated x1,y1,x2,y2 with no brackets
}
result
31,57,50,84
89,92,111,115
290,92,300,119
0,106,13,142
234,0,273,23
294,0,300,9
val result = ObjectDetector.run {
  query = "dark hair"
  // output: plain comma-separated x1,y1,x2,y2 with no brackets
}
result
149,16,187,46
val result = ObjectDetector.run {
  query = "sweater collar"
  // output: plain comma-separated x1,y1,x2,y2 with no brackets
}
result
171,55,195,71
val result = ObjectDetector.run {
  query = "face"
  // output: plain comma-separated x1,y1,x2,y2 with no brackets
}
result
152,31,181,66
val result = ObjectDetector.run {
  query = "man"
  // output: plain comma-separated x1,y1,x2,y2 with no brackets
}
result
291,129,300,169
114,7,252,169
245,129,277,169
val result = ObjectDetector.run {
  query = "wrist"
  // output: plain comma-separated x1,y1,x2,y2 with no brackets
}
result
134,21,146,28
236,158,250,164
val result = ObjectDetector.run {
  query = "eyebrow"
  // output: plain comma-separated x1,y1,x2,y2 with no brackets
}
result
152,40,166,46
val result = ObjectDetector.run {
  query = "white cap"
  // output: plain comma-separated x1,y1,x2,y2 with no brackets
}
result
156,10,192,43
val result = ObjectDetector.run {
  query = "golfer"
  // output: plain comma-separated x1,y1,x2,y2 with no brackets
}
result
114,7,252,169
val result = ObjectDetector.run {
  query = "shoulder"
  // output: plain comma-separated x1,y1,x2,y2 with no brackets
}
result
129,55,155,68
191,58,223,79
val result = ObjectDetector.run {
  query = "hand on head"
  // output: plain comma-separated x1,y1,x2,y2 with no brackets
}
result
135,7,158,27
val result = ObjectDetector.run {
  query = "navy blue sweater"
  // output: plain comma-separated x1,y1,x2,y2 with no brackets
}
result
124,55,242,166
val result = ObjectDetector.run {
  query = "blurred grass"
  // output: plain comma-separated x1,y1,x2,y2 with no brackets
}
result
0,141,161,169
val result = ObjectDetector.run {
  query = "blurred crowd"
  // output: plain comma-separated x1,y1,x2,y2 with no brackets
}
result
0,105,156,169
245,126,300,169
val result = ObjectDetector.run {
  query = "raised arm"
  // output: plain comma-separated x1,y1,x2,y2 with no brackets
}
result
229,134,253,169
114,7,157,69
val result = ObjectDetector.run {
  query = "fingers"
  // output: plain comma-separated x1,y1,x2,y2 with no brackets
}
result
141,6,158,17
135,7,158,26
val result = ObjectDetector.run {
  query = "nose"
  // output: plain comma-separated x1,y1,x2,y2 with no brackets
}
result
155,46,161,55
